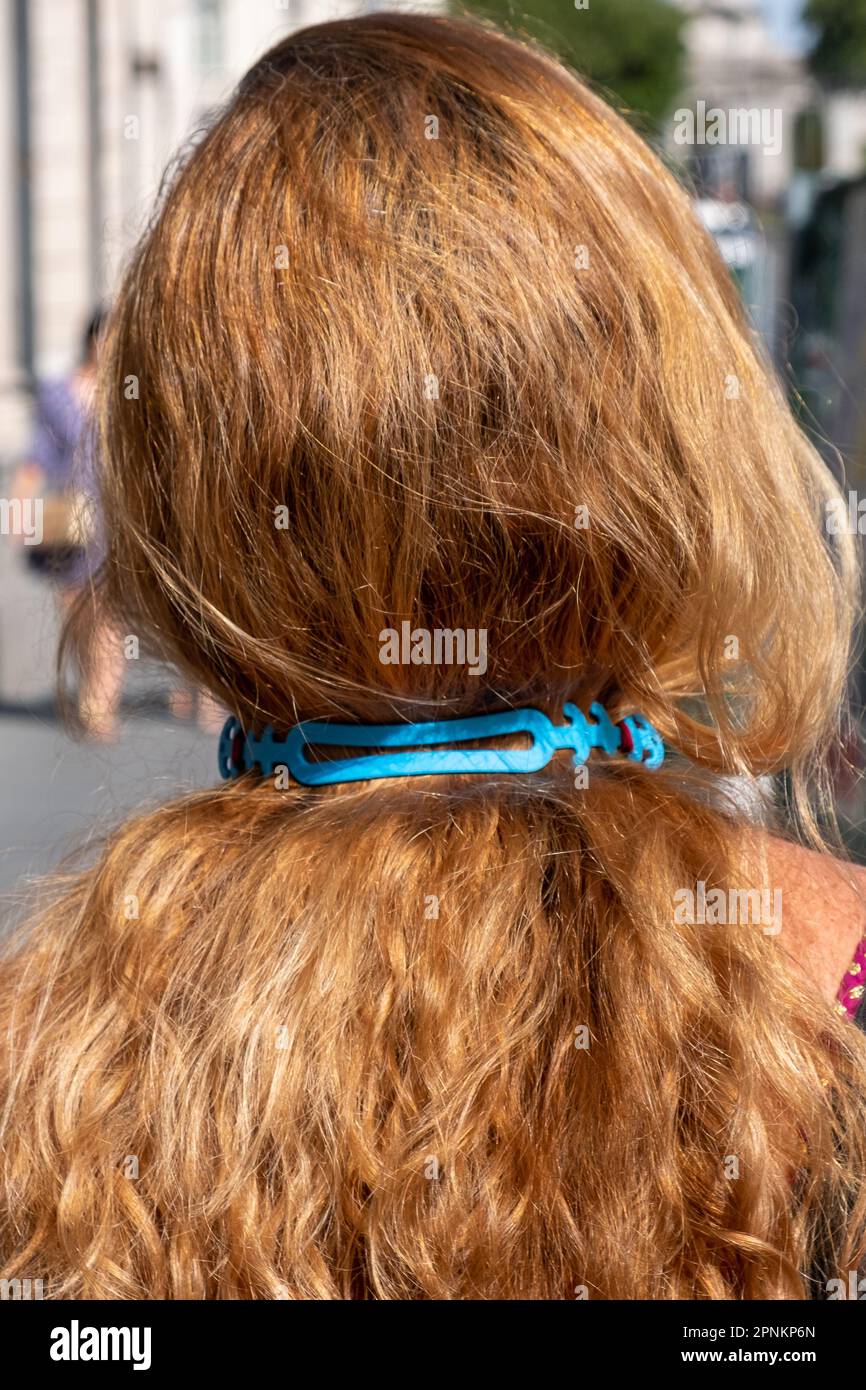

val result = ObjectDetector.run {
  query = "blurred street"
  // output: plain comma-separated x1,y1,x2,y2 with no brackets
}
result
0,708,217,907
0,510,216,908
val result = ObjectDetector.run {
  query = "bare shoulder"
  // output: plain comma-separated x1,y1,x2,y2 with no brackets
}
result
764,837,866,1006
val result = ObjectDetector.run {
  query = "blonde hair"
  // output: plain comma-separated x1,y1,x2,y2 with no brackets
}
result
2,12,866,1299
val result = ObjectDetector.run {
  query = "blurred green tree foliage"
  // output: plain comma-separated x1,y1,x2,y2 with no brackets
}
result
805,0,866,86
458,0,685,127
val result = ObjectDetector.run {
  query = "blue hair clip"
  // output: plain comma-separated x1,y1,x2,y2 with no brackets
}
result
218,702,664,786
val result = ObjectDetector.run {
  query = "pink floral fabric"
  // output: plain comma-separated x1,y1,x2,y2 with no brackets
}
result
836,937,866,1021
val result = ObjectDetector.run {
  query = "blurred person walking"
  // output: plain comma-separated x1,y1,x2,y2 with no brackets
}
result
11,310,124,739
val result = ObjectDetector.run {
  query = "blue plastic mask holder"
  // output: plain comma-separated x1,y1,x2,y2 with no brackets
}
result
218,701,664,786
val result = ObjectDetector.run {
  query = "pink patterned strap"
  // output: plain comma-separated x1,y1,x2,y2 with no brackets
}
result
836,937,866,1020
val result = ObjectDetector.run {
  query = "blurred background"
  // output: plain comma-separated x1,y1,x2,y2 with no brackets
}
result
1,0,866,905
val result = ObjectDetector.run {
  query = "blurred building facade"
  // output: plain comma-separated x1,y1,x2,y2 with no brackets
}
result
0,0,441,462
674,0,866,206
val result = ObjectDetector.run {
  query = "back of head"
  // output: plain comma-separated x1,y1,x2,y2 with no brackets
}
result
3,12,866,1299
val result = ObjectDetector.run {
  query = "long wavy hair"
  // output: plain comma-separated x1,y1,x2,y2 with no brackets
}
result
2,11,866,1299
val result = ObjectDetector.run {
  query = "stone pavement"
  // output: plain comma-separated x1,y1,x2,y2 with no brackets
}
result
0,707,218,914
0,500,218,912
